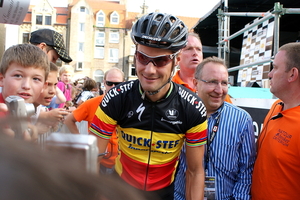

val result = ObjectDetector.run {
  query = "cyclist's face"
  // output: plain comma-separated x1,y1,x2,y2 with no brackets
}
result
135,45,174,99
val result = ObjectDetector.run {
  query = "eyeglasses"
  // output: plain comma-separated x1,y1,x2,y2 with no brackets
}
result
198,79,228,88
135,50,179,67
105,81,122,86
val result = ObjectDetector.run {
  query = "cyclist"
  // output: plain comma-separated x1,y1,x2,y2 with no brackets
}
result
90,12,207,200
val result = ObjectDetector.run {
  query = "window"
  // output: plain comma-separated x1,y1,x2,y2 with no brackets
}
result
130,64,136,76
80,6,85,13
79,42,84,52
45,16,51,25
95,31,105,46
36,15,42,24
110,11,119,24
109,31,119,43
94,47,104,59
109,48,119,63
76,62,83,71
22,33,30,44
79,23,85,32
96,11,105,27
94,69,104,83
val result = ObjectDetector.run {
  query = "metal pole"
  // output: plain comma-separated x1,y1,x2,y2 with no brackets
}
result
219,13,274,45
217,9,223,57
228,58,272,72
224,0,230,66
223,12,267,17
273,2,282,55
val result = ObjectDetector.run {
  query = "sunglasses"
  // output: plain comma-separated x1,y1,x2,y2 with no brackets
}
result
106,81,122,86
135,50,179,67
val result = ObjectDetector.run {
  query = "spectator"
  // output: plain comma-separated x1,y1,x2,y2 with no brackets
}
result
30,28,72,63
173,32,232,102
0,43,49,140
175,56,256,200
74,77,97,107
251,42,300,200
65,67,125,174
56,65,74,109
89,12,207,200
32,62,68,134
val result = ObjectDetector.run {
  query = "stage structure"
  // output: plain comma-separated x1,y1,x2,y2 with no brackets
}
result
217,1,300,87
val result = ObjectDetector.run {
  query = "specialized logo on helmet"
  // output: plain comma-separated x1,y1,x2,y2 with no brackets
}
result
165,109,179,120
141,35,161,41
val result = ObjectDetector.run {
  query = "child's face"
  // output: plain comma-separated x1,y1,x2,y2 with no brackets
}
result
0,62,46,103
60,72,72,84
35,71,58,106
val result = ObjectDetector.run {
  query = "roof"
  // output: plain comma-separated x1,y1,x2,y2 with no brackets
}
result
69,0,127,28
24,5,69,25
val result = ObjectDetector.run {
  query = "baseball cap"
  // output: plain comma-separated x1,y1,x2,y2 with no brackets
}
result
30,29,72,63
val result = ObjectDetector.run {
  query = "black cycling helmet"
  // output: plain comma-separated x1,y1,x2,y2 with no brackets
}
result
131,12,188,52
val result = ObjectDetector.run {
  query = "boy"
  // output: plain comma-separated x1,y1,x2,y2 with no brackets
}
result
0,44,49,139
0,44,49,108
32,63,68,134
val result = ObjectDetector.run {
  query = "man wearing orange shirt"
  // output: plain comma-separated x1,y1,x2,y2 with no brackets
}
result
173,32,232,103
64,67,124,174
251,42,300,200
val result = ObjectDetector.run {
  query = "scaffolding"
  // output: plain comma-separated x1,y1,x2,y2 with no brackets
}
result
217,1,300,73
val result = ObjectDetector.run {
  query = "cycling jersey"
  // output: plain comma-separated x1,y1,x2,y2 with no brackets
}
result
90,79,207,191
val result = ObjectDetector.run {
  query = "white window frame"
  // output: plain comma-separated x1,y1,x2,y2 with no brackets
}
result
109,31,119,43
76,62,83,71
79,23,85,32
109,48,119,63
45,15,52,25
96,10,105,27
130,63,136,76
94,47,104,59
79,42,84,52
95,31,105,46
110,11,119,24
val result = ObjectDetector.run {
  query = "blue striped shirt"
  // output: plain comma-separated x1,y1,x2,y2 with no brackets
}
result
174,102,256,200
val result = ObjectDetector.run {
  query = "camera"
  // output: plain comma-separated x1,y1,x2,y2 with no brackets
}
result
46,133,99,174
5,96,35,138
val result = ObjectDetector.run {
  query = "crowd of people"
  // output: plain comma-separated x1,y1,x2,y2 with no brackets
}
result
0,11,299,200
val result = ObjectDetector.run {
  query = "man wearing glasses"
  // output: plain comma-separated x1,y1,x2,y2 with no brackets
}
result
65,67,124,174
188,56,255,200
89,12,207,200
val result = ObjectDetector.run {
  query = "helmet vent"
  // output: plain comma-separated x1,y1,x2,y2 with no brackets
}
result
160,23,170,37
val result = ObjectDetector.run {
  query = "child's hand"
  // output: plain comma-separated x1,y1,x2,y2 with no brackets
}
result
0,103,8,112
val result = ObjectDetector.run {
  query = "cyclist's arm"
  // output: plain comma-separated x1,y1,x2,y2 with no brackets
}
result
185,145,205,200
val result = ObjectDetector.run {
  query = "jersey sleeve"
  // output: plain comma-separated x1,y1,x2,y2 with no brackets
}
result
186,120,207,147
89,106,117,140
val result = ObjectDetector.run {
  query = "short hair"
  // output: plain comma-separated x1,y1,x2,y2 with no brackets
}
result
0,44,49,79
83,78,97,91
104,67,125,81
188,32,201,43
278,42,300,72
194,56,227,79
59,65,73,76
50,62,58,72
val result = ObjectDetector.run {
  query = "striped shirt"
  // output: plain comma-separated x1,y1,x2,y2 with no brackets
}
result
174,102,256,200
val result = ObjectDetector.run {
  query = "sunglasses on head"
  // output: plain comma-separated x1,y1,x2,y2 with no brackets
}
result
135,50,179,67
106,81,122,86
